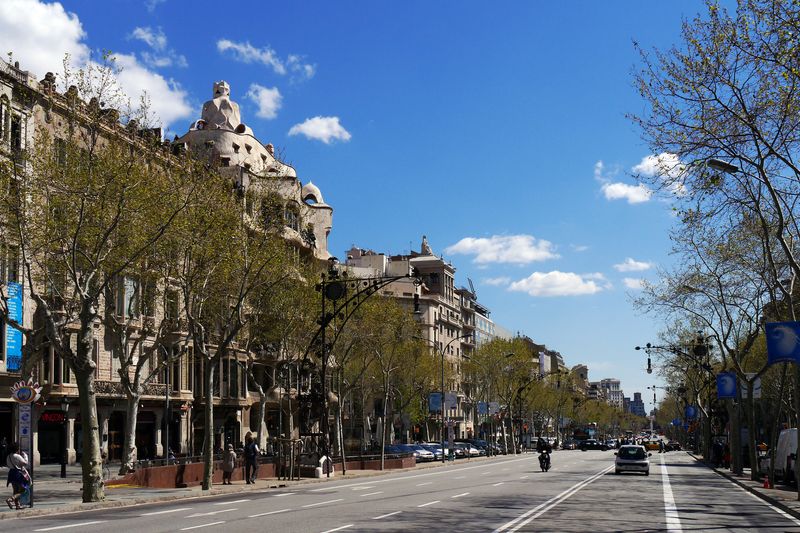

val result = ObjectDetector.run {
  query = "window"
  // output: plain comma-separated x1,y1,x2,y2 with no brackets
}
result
142,279,156,318
10,114,22,154
284,205,300,231
116,276,139,318
165,289,179,321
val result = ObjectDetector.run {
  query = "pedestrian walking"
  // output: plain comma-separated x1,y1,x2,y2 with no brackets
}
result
5,442,29,510
222,444,236,485
244,432,259,484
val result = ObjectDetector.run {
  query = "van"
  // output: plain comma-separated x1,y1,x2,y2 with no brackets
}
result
774,428,798,483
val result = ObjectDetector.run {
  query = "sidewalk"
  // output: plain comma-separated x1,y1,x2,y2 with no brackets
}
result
0,455,493,519
687,451,800,519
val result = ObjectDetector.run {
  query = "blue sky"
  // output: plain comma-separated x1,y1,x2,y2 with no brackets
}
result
0,0,712,404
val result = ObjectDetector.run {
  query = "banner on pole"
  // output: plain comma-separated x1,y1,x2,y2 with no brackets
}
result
766,321,800,365
685,405,698,420
477,401,488,415
740,373,762,399
716,372,737,399
428,393,442,413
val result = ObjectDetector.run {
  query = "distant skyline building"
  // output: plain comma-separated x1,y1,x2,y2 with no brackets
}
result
630,392,647,417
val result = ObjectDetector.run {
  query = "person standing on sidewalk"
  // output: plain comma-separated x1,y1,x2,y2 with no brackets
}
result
222,444,236,485
5,442,29,510
244,433,259,484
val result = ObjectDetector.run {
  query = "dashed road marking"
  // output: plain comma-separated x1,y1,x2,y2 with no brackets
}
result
452,492,469,498
213,499,250,505
493,482,505,486
35,523,107,532
140,508,192,516
360,491,384,497
373,511,401,520
248,508,291,518
320,525,353,533
302,498,344,508
180,522,226,531
416,482,432,486
185,509,237,518
418,500,440,508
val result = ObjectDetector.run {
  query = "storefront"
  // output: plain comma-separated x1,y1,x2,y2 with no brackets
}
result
37,410,66,464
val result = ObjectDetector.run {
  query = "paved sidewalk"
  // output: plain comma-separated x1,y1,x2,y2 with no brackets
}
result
687,451,800,519
0,454,498,519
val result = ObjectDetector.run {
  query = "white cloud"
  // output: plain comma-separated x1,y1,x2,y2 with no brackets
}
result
613,257,654,272
145,0,166,13
217,39,315,81
509,271,609,297
483,276,511,286
289,116,351,144
595,159,653,204
130,26,187,69
0,0,89,79
444,235,559,265
632,152,687,195
246,84,282,120
570,244,589,252
131,27,166,51
113,53,192,127
601,182,652,204
623,278,645,290
0,1,192,128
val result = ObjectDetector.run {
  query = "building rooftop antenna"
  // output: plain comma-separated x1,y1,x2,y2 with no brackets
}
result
468,277,476,297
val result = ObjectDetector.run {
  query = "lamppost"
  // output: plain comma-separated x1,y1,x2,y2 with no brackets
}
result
307,258,423,476
60,397,69,478
417,334,472,463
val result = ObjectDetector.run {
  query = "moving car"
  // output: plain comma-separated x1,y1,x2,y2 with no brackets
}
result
644,440,661,451
580,439,609,451
615,445,651,475
665,440,681,451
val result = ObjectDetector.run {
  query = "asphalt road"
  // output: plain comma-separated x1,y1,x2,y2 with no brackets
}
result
5,451,800,532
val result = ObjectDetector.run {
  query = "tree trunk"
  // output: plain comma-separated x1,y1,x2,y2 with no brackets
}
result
728,398,742,475
120,390,141,474
75,367,104,502
769,364,788,488
336,400,347,475
795,365,800,501
746,381,758,481
201,357,215,491
500,415,508,454
380,377,389,471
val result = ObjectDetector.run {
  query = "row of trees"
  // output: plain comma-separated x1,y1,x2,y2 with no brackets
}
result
0,59,306,502
631,0,800,496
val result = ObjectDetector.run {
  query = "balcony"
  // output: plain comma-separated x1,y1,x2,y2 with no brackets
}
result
95,380,168,397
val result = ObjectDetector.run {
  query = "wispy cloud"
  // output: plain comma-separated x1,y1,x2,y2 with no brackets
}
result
289,116,351,144
613,257,654,272
623,278,645,290
595,160,653,204
129,26,187,68
445,235,559,265
509,271,610,297
246,84,282,119
145,0,166,13
570,244,589,253
483,276,511,286
217,39,315,80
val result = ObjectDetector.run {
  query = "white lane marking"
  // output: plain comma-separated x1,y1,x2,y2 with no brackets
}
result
416,482,433,486
35,523,107,532
493,465,613,532
493,482,505,486
481,472,490,475
304,454,534,491
454,475,466,479
310,486,333,492
373,511,402,520
351,486,374,491
213,499,250,505
302,498,344,508
661,455,682,533
320,526,353,533
452,492,469,498
248,508,291,518
520,475,529,479
418,500,440,507
360,491,384,497
711,469,800,527
275,492,295,497
185,508,237,518
180,522,225,531
140,507,192,516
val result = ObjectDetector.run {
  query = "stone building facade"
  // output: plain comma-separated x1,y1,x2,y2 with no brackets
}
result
0,58,333,465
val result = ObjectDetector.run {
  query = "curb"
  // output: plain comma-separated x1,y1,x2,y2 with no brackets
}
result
686,451,800,521
1,453,506,520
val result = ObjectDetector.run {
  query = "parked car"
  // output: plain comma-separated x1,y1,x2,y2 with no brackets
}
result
401,444,434,462
562,439,578,450
460,439,489,456
580,439,609,451
665,440,681,451
615,445,651,475
418,443,444,461
383,444,408,456
453,442,480,457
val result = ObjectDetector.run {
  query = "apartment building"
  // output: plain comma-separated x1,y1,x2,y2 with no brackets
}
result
0,63,333,465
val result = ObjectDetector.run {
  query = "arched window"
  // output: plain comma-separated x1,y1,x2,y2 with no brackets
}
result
284,203,300,232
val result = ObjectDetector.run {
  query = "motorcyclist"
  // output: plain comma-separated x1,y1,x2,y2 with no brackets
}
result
536,438,552,471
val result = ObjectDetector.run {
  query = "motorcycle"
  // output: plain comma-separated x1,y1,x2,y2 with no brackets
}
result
538,451,551,472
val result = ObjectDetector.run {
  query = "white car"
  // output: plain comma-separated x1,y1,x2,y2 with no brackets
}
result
615,445,651,475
